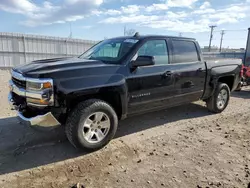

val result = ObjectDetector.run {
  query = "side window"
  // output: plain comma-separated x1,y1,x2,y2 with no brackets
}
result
172,40,199,63
137,40,169,65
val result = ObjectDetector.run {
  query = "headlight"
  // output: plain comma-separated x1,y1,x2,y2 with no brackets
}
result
25,78,54,106
26,81,52,91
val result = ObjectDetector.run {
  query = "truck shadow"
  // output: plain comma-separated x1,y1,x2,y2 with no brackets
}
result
0,102,211,175
232,89,250,99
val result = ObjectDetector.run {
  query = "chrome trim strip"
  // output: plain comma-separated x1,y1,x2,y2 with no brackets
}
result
9,80,26,96
11,70,26,81
26,77,54,83
26,102,49,107
26,90,47,99
12,70,53,83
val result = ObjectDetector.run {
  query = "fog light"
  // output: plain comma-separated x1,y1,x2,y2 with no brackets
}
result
27,98,49,105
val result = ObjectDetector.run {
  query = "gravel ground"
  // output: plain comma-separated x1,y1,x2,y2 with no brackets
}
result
0,69,249,188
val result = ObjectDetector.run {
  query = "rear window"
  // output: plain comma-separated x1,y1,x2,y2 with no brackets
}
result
172,40,199,63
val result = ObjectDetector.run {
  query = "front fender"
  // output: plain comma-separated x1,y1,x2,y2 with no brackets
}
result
55,74,128,118
58,74,125,95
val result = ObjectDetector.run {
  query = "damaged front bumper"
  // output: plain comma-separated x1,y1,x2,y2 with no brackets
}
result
8,93,61,128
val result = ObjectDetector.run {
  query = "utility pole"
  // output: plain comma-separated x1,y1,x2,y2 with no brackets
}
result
208,25,217,52
124,26,126,36
219,30,225,52
68,22,72,39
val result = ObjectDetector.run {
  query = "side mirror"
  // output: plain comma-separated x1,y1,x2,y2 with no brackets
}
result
131,56,155,68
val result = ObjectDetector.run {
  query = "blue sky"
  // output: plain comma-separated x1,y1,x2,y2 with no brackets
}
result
0,0,249,48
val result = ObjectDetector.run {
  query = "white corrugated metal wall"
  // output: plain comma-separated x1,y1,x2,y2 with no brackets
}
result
0,32,97,67
202,52,245,59
1,32,245,68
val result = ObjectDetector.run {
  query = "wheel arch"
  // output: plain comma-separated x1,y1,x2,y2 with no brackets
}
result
217,75,235,91
66,87,126,120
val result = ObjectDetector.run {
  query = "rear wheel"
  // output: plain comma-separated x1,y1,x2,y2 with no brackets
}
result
206,82,230,113
65,99,118,150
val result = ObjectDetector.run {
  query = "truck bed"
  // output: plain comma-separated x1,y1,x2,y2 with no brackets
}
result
204,58,242,67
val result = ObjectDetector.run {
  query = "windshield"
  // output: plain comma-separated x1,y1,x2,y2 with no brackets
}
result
79,38,139,63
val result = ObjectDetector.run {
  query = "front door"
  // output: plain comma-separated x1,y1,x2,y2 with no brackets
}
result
127,39,175,115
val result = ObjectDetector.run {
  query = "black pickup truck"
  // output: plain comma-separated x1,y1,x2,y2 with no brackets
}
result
9,34,242,150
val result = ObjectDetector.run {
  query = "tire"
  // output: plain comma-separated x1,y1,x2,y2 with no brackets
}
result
65,99,118,150
206,82,230,113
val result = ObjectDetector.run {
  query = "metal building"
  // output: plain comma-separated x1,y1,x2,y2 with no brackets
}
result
0,32,97,67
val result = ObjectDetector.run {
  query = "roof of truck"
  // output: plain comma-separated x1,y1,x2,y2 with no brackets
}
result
110,34,195,41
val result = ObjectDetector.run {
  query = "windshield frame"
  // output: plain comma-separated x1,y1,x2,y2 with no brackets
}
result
78,38,140,64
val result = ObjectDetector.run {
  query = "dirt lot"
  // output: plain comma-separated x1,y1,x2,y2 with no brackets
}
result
0,69,249,188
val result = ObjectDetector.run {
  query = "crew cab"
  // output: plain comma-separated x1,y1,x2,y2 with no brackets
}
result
8,34,242,150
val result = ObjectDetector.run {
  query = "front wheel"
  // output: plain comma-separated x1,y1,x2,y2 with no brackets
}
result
206,82,230,113
65,99,118,150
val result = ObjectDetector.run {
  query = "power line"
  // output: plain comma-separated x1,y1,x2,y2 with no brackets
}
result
219,30,225,52
214,29,247,32
208,25,217,52
222,38,247,40
222,29,247,32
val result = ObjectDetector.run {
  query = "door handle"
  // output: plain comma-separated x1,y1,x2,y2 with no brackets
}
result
163,71,172,77
197,68,203,72
189,83,195,87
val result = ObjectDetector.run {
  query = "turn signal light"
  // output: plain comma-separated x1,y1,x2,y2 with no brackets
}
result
43,82,52,89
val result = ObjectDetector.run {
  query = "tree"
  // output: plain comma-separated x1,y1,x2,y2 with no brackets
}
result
125,28,136,36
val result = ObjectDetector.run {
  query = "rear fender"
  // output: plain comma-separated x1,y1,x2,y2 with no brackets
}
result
203,65,240,99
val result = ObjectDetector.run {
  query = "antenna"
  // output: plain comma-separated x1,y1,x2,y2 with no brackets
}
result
134,32,139,38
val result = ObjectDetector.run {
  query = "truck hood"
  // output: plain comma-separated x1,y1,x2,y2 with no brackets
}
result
13,57,120,78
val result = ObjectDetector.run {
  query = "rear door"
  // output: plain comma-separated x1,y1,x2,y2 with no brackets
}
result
170,39,206,103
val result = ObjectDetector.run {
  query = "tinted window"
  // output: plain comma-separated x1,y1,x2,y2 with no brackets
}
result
137,40,169,65
79,38,139,63
172,40,199,63
95,43,121,58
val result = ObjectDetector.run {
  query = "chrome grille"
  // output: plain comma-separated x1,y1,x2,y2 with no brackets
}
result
12,77,26,89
